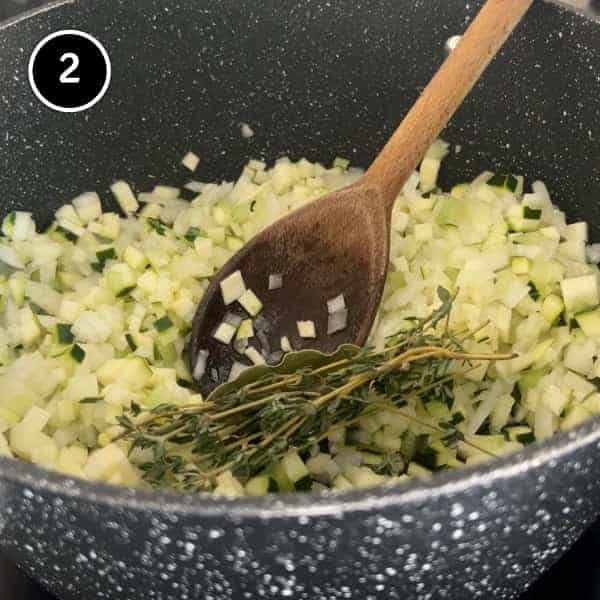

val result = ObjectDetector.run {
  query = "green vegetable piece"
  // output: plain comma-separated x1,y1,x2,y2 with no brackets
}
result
184,227,202,242
487,174,507,187
56,323,74,344
294,475,313,491
56,225,78,242
528,282,540,301
451,412,465,425
117,286,136,298
125,333,137,352
516,432,536,445
154,316,173,332
506,175,519,193
523,206,542,220
79,397,102,405
96,247,117,262
70,344,86,363
147,218,167,235
91,262,105,273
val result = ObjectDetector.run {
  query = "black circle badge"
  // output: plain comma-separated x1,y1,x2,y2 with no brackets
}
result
28,30,111,113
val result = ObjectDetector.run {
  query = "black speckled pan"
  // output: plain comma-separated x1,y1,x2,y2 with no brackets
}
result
1,1,600,599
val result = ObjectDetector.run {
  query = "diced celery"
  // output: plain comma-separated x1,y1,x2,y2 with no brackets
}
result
238,289,263,316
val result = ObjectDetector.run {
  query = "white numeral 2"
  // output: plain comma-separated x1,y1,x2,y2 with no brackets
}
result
59,52,80,84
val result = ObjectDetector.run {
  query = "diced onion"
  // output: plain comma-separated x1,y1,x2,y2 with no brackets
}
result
327,294,346,315
327,310,348,335
228,361,249,382
181,151,200,172
280,336,292,353
240,123,255,138
268,274,283,290
193,350,209,380
244,346,266,365
220,270,246,305
238,289,263,316
213,322,237,344
297,320,316,338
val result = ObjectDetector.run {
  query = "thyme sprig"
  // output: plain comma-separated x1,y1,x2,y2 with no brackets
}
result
115,288,516,492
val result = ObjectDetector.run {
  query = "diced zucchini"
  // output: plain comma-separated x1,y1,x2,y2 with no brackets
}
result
238,289,263,316
333,157,350,170
270,461,294,492
506,426,535,444
505,205,540,233
70,344,86,363
213,322,237,344
154,315,173,332
420,157,441,193
8,274,26,307
559,240,587,263
123,246,148,270
281,451,309,483
511,257,530,275
246,475,276,496
560,404,592,431
576,307,600,337
236,319,254,340
97,358,152,391
72,192,102,223
244,346,266,365
561,275,599,313
297,320,316,338
106,264,137,297
280,336,292,352
220,270,246,305
541,294,564,323
110,181,138,214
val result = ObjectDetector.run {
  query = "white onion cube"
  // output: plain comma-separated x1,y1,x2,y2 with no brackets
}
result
236,319,254,340
72,192,102,224
238,289,263,316
327,310,348,335
269,274,283,290
220,270,246,305
110,181,139,214
327,294,346,314
213,322,237,344
229,361,249,382
280,336,292,353
181,151,200,172
244,346,266,365
193,350,209,380
297,320,316,338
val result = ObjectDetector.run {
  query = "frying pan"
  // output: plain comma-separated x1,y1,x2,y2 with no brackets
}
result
1,1,600,598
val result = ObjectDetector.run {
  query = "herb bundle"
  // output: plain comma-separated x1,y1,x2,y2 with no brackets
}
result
115,288,516,493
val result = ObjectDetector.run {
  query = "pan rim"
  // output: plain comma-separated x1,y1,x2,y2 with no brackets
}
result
0,0,599,520
1,414,599,518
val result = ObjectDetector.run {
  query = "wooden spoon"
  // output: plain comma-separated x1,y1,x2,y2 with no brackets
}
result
189,0,533,393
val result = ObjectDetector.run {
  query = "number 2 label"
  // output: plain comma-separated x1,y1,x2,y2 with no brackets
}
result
29,30,111,113
59,52,80,84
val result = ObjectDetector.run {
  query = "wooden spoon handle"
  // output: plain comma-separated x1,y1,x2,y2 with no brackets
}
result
364,0,534,208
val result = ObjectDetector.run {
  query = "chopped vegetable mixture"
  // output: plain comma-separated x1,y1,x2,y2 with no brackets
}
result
0,142,599,496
